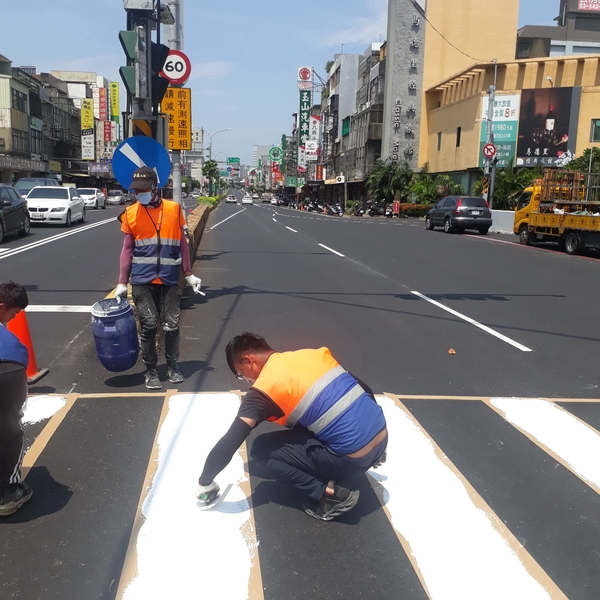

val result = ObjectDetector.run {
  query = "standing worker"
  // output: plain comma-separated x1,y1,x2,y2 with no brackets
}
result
196,333,388,521
115,167,202,390
0,282,32,516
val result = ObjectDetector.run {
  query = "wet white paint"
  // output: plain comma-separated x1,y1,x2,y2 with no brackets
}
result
372,396,551,600
22,395,66,424
491,397,600,489
123,393,256,600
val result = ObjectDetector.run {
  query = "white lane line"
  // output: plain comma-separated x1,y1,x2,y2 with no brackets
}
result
0,217,117,261
286,226,298,233
122,393,256,599
374,396,557,600
318,243,345,257
26,305,92,313
411,290,532,352
0,248,10,254
489,398,600,494
209,208,246,230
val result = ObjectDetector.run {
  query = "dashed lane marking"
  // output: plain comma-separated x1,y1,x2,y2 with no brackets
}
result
318,243,345,257
286,226,298,233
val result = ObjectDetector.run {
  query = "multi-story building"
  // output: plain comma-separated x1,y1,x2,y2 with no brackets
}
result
518,0,600,59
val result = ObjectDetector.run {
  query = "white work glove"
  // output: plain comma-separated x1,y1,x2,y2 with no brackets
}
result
185,274,204,295
196,481,220,506
115,284,128,301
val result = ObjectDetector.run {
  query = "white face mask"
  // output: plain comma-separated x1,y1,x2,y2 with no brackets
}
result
137,191,152,205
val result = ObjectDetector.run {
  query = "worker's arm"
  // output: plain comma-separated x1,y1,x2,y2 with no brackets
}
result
118,234,135,284
180,229,192,276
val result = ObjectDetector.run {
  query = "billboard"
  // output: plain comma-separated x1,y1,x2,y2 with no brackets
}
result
479,94,520,168
81,98,95,160
162,87,192,150
579,0,600,10
516,87,580,167
110,82,120,118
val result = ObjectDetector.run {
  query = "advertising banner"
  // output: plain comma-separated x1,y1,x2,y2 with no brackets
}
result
315,164,324,181
104,120,112,143
99,87,108,121
110,82,120,119
305,140,319,162
298,90,311,173
516,87,580,167
162,87,192,150
309,115,321,141
297,144,307,173
81,98,95,160
479,94,520,168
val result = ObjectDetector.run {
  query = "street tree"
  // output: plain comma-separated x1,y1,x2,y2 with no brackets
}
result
409,164,464,204
565,147,600,173
366,160,413,204
202,160,219,195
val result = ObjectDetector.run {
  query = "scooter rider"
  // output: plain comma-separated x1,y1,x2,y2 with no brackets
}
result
115,167,202,389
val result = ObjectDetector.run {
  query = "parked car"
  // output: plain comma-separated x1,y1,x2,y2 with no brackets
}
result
106,190,125,205
226,194,237,203
252,193,259,201
270,197,278,205
14,177,59,199
27,186,85,226
242,195,253,205
425,196,492,234
78,187,106,209
0,183,30,243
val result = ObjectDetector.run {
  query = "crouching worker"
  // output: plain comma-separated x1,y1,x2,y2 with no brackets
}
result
0,282,32,517
196,333,387,521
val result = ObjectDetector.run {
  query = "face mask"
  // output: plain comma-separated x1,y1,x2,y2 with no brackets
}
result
137,191,152,205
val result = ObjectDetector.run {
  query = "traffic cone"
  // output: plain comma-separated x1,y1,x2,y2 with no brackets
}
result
7,310,49,384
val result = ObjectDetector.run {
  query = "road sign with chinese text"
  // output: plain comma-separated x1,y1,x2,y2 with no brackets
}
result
162,87,192,151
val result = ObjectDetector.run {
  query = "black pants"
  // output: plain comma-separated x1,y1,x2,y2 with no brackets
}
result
0,364,27,491
250,428,387,502
132,284,181,370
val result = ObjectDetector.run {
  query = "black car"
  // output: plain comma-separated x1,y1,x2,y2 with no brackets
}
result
0,183,30,243
425,196,491,235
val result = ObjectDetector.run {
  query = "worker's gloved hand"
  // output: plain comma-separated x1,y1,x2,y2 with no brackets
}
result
196,481,219,506
185,275,203,294
115,284,128,301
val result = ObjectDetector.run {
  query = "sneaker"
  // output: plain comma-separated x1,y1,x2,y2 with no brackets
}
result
304,485,360,521
145,369,162,390
0,482,33,517
166,364,185,384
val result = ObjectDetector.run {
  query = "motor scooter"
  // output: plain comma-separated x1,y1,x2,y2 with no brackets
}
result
368,202,385,217
385,205,393,218
353,203,365,217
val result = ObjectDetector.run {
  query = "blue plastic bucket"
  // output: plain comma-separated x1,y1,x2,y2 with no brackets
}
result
91,298,139,372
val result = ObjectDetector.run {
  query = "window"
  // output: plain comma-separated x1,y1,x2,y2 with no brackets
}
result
516,191,532,211
437,132,442,151
12,129,30,154
456,127,462,148
30,129,42,155
11,88,27,113
591,119,600,143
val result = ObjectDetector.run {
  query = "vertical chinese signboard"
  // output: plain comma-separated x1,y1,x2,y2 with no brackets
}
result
109,82,120,144
479,94,520,168
162,87,192,150
298,89,311,173
81,98,95,160
98,87,108,120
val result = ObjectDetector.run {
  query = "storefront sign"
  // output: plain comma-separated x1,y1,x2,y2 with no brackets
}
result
49,160,61,173
579,0,600,10
99,87,108,121
104,120,112,143
110,82,120,119
298,89,312,172
81,98,95,160
0,155,47,171
162,87,192,150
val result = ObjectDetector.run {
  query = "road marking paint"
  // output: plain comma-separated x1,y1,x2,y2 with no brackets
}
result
373,395,565,600
487,398,600,495
0,248,10,254
0,217,117,261
26,305,93,313
286,226,298,233
318,243,345,257
120,393,260,600
411,290,532,352
209,208,246,230
21,394,78,479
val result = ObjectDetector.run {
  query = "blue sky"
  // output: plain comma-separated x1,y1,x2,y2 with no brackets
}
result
3,0,559,164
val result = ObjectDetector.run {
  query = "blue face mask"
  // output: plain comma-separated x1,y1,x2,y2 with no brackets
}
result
137,191,152,205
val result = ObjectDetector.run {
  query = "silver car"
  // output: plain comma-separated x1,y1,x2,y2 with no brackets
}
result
78,188,106,209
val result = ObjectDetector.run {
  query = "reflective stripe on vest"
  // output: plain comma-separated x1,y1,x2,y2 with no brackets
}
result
306,382,364,435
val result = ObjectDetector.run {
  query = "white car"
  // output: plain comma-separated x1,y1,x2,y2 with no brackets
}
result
270,197,278,205
78,187,106,209
241,196,253,205
252,194,259,201
27,186,85,226
106,190,125,205
226,195,237,203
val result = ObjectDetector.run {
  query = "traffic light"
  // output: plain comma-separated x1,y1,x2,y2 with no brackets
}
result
118,29,138,97
151,42,170,106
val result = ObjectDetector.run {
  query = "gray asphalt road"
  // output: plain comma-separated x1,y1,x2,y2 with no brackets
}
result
2,198,600,599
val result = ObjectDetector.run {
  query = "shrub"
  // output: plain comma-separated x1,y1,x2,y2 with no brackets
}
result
398,203,431,218
198,195,221,207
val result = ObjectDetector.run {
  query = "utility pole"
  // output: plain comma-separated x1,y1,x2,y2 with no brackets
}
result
484,60,498,209
165,0,183,207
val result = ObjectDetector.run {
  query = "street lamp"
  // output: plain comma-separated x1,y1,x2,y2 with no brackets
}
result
200,128,233,161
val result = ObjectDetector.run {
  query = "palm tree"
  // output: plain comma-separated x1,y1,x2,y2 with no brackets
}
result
202,160,219,196
366,160,413,205
409,165,465,204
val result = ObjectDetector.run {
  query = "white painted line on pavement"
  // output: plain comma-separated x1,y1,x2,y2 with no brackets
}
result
489,398,600,493
411,290,532,352
286,226,298,233
209,208,246,230
318,243,345,257
0,217,117,261
374,396,558,600
26,305,93,313
122,393,256,600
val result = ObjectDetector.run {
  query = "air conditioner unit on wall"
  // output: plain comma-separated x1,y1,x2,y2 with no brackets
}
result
40,154,48,161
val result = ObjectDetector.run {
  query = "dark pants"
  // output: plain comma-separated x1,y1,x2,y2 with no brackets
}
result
250,428,387,502
131,284,181,370
0,364,27,491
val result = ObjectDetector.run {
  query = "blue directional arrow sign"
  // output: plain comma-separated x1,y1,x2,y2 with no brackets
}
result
112,136,171,190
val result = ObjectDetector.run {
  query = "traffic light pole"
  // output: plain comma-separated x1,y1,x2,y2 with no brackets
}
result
484,60,498,209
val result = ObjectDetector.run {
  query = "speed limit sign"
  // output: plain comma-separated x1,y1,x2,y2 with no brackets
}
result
160,50,192,85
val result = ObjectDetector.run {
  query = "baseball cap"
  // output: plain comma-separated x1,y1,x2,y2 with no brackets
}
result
129,166,158,190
